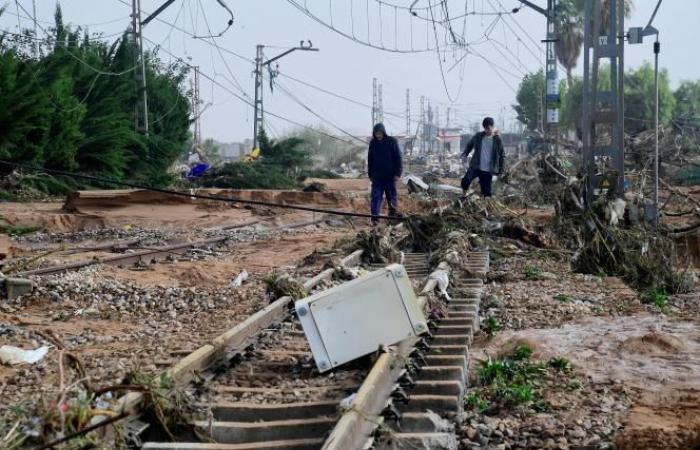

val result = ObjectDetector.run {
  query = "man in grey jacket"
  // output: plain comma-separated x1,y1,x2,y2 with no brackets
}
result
460,117,505,197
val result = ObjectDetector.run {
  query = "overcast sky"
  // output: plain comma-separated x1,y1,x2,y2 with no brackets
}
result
2,1,698,143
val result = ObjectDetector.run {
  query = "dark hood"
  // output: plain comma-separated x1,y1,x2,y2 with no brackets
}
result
372,123,387,138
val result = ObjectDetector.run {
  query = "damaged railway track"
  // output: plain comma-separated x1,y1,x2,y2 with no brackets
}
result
8,218,327,278
105,249,491,450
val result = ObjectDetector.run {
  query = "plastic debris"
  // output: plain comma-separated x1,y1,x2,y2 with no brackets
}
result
0,345,50,365
428,268,451,300
403,175,429,193
339,393,357,409
229,270,249,288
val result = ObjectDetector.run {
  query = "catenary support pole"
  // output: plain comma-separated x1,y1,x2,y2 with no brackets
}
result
654,36,660,228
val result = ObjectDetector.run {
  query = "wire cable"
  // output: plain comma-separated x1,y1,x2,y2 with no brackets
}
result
271,77,367,145
0,159,404,221
286,0,437,53
142,34,365,146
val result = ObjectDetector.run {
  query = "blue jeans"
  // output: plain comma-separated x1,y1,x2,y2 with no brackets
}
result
461,168,493,197
371,179,398,223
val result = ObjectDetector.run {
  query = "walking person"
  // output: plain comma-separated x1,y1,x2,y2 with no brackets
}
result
460,117,504,198
367,123,402,225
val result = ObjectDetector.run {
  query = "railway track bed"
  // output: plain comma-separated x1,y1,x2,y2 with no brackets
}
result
127,251,490,450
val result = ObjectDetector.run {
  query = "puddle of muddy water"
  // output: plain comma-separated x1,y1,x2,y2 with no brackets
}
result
474,314,700,450
476,314,700,390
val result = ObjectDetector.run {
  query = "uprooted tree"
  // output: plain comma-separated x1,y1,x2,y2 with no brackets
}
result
0,5,191,194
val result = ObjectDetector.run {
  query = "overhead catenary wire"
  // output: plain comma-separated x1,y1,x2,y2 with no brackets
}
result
191,0,234,38
0,159,405,221
140,34,365,146
270,75,367,145
286,0,437,53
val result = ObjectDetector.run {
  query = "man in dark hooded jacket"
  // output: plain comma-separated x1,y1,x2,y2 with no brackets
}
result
367,123,402,224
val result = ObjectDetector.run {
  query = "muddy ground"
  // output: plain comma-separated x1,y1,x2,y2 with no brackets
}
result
0,184,388,426
1,180,699,450
462,253,700,450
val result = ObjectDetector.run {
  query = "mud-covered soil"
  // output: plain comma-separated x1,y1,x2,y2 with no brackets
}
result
0,217,357,425
461,251,700,450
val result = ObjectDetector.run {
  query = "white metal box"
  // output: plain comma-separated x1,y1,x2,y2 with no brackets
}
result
295,264,427,373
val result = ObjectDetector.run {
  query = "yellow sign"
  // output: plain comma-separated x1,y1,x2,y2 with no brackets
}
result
243,147,261,163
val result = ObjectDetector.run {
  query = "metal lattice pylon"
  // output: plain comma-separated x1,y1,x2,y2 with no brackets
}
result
582,0,625,204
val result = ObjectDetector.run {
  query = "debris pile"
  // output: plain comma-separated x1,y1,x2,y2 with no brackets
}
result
554,182,695,294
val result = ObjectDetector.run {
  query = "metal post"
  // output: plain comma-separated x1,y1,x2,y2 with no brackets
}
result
405,88,411,136
252,42,318,148
372,78,378,126
377,82,384,123
31,0,38,58
435,106,440,136
653,37,660,227
582,0,625,205
419,95,425,153
135,0,149,135
192,66,201,151
253,44,264,149
545,0,559,155
131,0,139,132
427,102,433,153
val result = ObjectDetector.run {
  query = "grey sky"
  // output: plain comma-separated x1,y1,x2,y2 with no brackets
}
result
2,1,699,143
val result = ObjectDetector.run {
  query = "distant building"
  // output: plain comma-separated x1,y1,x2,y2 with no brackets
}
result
216,140,252,161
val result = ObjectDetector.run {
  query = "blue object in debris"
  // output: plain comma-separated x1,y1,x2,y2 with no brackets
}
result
187,163,209,179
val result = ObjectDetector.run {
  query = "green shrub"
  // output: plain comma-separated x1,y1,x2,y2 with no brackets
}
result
548,356,572,373
468,345,574,414
554,294,572,302
641,287,668,311
523,266,544,280
482,316,502,338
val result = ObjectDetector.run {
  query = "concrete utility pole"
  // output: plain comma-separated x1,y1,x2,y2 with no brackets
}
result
419,95,426,153
31,0,38,58
405,89,411,136
582,0,625,204
372,78,378,126
377,82,384,124
253,45,265,150
132,0,149,135
427,102,434,153
446,107,451,129
545,0,560,155
435,106,440,135
192,66,202,152
126,0,174,136
516,1,560,153
252,41,318,149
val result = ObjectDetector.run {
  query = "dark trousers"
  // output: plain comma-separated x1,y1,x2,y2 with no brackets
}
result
371,179,398,223
461,168,493,197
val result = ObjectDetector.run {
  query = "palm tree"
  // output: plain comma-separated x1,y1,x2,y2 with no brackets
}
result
556,15,584,88
555,0,633,88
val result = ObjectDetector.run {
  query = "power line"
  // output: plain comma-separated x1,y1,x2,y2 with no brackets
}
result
470,47,517,92
285,0,437,53
427,0,464,103
195,0,248,97
142,34,365,146
0,159,404,221
271,77,367,144
11,1,139,76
